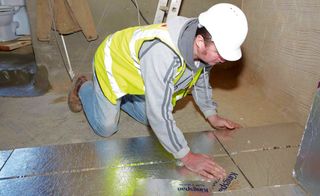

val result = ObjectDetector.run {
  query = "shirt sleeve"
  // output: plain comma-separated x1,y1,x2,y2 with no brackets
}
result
140,40,190,159
192,64,217,118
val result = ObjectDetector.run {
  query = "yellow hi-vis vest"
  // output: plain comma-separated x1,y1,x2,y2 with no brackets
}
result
94,23,203,105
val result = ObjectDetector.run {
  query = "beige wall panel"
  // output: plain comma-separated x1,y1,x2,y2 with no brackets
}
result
242,0,320,125
180,0,242,17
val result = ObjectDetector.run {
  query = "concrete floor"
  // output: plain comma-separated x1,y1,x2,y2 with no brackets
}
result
0,44,296,150
0,45,50,97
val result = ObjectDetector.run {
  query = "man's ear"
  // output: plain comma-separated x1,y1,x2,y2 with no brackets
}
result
195,35,206,50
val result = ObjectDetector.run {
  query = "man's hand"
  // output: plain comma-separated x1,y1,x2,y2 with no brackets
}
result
180,151,226,179
208,115,241,130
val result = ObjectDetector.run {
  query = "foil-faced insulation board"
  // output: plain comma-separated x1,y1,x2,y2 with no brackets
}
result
214,122,303,155
214,184,306,196
0,131,226,179
0,161,249,195
232,148,299,187
0,150,12,171
0,132,250,195
0,120,309,194
294,88,320,195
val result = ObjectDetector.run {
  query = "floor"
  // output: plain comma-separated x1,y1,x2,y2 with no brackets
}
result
0,45,49,97
0,123,306,195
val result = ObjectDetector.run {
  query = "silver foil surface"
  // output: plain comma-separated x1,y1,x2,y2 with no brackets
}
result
294,88,320,195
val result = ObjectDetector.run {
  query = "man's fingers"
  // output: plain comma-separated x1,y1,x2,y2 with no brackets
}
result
193,156,226,179
199,170,214,179
203,161,227,179
203,157,225,172
214,125,226,130
201,154,211,159
233,122,242,128
211,166,227,179
181,152,227,180
200,167,226,180
201,155,226,175
225,120,236,129
225,120,242,130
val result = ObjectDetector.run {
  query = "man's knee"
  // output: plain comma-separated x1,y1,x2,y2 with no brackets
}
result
91,120,118,138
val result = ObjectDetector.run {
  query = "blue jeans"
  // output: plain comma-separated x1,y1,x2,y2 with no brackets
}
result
79,74,149,137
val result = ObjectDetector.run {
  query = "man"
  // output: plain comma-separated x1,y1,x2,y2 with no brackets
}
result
68,3,248,179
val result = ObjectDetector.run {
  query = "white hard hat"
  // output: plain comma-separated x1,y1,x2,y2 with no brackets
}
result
198,3,248,61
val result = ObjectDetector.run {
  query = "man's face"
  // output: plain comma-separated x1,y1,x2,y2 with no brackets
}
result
198,41,226,65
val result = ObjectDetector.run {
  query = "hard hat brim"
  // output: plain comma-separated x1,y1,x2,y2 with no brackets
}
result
214,42,242,61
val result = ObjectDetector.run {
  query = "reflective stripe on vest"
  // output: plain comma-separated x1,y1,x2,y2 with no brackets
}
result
94,24,202,105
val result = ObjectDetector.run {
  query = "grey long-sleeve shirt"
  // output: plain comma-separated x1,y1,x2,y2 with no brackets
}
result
140,43,217,159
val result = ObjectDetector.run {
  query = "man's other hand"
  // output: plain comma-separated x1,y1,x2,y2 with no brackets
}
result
208,114,241,130
180,151,226,179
